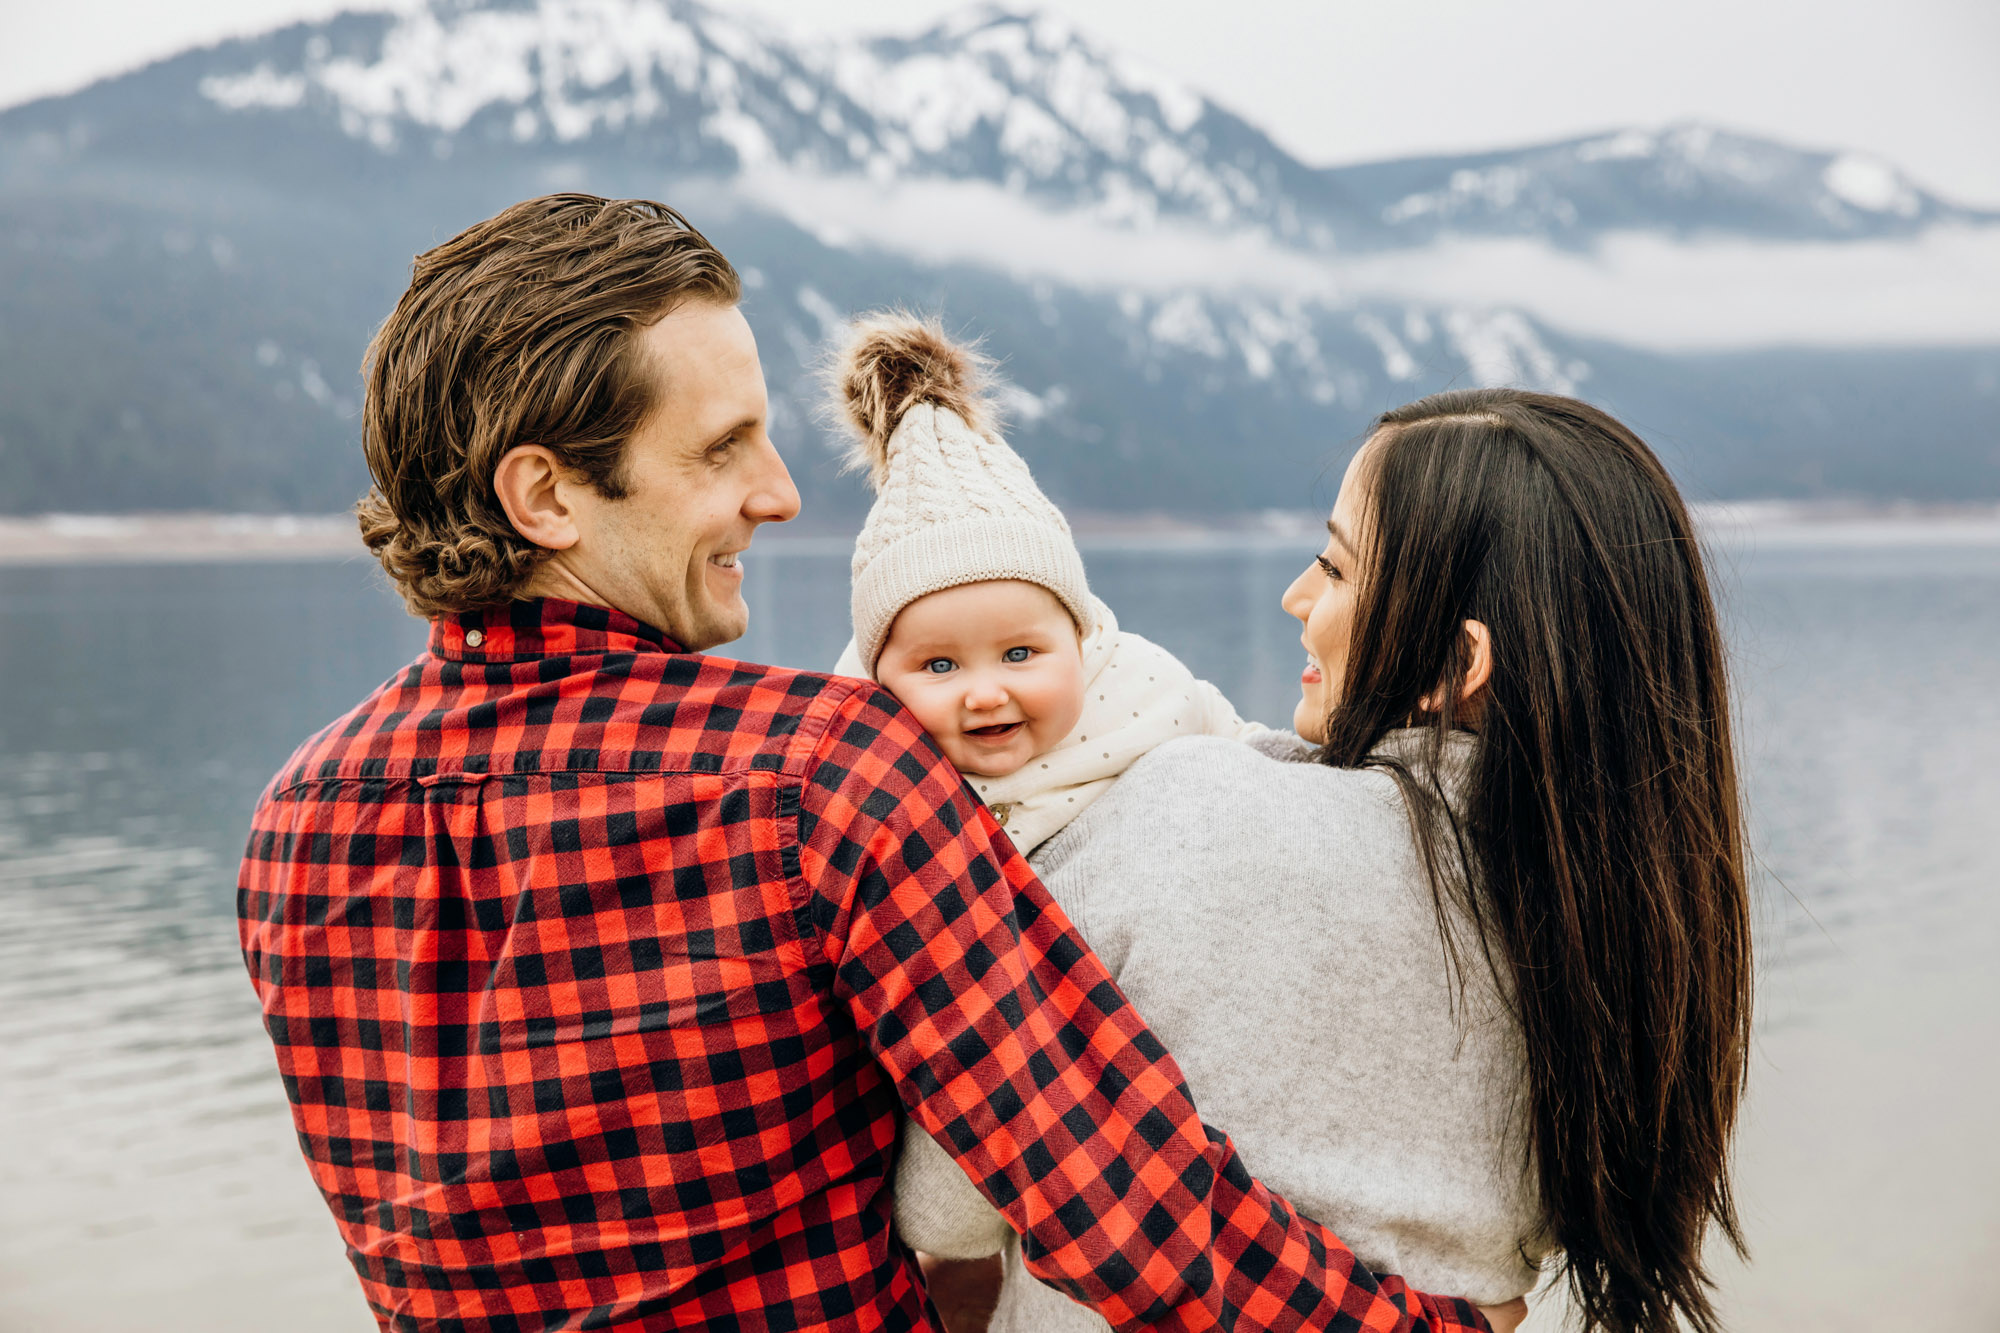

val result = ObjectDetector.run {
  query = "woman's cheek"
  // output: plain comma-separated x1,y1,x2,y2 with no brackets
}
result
1313,596,1351,685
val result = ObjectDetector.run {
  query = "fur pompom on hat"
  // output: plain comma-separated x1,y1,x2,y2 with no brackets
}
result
828,312,1094,675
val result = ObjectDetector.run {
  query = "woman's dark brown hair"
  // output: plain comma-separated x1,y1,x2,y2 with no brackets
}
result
1318,388,1752,1333
357,193,739,616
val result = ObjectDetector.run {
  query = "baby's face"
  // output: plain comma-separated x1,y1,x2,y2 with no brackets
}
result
875,580,1086,778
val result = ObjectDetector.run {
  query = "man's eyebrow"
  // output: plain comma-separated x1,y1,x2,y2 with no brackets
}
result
696,417,760,449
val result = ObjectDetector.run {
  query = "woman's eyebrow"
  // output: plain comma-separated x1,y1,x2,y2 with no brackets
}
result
1325,519,1357,557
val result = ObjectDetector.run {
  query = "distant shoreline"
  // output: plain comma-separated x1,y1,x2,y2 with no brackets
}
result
2,503,1999,567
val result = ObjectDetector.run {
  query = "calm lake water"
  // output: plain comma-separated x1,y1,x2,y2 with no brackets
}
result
1,532,1996,1331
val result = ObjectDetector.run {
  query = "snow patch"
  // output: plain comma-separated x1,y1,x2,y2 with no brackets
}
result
1823,154,1921,217
199,65,307,110
842,51,1012,154
704,108,773,167
247,0,708,142
1442,310,1583,394
1661,124,1782,186
1148,294,1227,358
1383,165,1536,225
299,359,333,406
998,382,1069,423
998,98,1073,178
1574,130,1656,162
1110,55,1203,133
794,284,843,337
1233,302,1315,381
1353,313,1419,381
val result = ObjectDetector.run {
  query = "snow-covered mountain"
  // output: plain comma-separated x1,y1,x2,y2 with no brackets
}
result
1333,122,1966,245
1,0,1995,515
23,0,1339,238
20,0,1980,246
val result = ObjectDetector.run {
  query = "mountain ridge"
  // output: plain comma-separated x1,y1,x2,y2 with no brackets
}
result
1,0,1995,516
8,0,1987,248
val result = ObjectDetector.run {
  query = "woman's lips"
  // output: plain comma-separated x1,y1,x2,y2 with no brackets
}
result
964,721,1026,741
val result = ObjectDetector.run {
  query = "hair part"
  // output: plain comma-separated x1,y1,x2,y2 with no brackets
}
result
357,193,740,617
1319,389,1753,1333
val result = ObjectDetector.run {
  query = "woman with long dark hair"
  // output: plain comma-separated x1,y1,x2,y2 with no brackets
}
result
898,388,1753,1333
1303,389,1752,1331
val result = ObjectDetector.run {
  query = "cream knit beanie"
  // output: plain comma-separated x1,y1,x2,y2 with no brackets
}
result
831,313,1094,675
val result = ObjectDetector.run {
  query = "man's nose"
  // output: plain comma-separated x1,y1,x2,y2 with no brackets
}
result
747,435,801,524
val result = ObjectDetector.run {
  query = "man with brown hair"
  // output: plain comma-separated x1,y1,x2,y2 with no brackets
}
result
239,194,1500,1333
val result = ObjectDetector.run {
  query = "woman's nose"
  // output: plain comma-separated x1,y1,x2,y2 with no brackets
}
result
1281,565,1315,625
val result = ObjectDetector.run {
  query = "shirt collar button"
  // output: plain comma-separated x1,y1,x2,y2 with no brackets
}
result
464,628,485,648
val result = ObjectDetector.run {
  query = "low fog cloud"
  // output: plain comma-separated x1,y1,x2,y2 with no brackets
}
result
736,168,2000,352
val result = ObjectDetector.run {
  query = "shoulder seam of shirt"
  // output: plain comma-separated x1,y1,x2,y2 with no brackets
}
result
784,673,888,785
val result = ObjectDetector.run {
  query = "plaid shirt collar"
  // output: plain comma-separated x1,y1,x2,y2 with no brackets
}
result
429,597,684,664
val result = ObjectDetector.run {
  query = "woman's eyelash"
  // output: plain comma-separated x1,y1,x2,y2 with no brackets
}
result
1315,555,1341,580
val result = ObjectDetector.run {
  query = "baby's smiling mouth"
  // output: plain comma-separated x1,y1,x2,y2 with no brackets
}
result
964,721,1026,740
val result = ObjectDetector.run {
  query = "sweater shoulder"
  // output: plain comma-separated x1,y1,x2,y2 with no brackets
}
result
1111,733,1402,815
1035,733,1410,878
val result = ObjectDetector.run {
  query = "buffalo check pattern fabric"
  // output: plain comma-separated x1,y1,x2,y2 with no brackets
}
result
239,598,1487,1333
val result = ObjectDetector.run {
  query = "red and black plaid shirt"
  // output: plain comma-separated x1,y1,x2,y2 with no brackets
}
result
239,598,1486,1333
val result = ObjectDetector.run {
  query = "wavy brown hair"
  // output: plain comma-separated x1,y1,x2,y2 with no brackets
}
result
357,194,739,616
1317,389,1752,1333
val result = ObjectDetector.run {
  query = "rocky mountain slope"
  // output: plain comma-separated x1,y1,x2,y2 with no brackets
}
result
1,0,1994,515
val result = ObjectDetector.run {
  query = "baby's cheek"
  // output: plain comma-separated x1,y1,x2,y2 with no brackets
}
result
883,679,953,741
1041,681,1087,746
903,696,957,743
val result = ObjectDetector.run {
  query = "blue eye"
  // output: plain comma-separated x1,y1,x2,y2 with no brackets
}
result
923,658,955,674
1003,647,1032,664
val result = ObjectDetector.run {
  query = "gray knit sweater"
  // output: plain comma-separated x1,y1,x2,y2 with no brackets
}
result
891,731,1548,1327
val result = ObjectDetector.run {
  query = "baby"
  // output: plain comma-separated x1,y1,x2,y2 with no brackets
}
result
830,312,1265,857
827,313,1269,1296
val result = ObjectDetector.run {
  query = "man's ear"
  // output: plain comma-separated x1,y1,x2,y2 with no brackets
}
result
493,445,581,551
1419,619,1494,712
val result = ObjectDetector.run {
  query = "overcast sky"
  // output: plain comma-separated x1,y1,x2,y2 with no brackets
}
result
6,0,1997,205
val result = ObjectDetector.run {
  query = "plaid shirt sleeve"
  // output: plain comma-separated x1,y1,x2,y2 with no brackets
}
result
796,683,1489,1333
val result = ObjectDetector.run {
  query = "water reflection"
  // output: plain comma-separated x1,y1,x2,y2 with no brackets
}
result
1,539,1995,1331
0,820,368,1329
